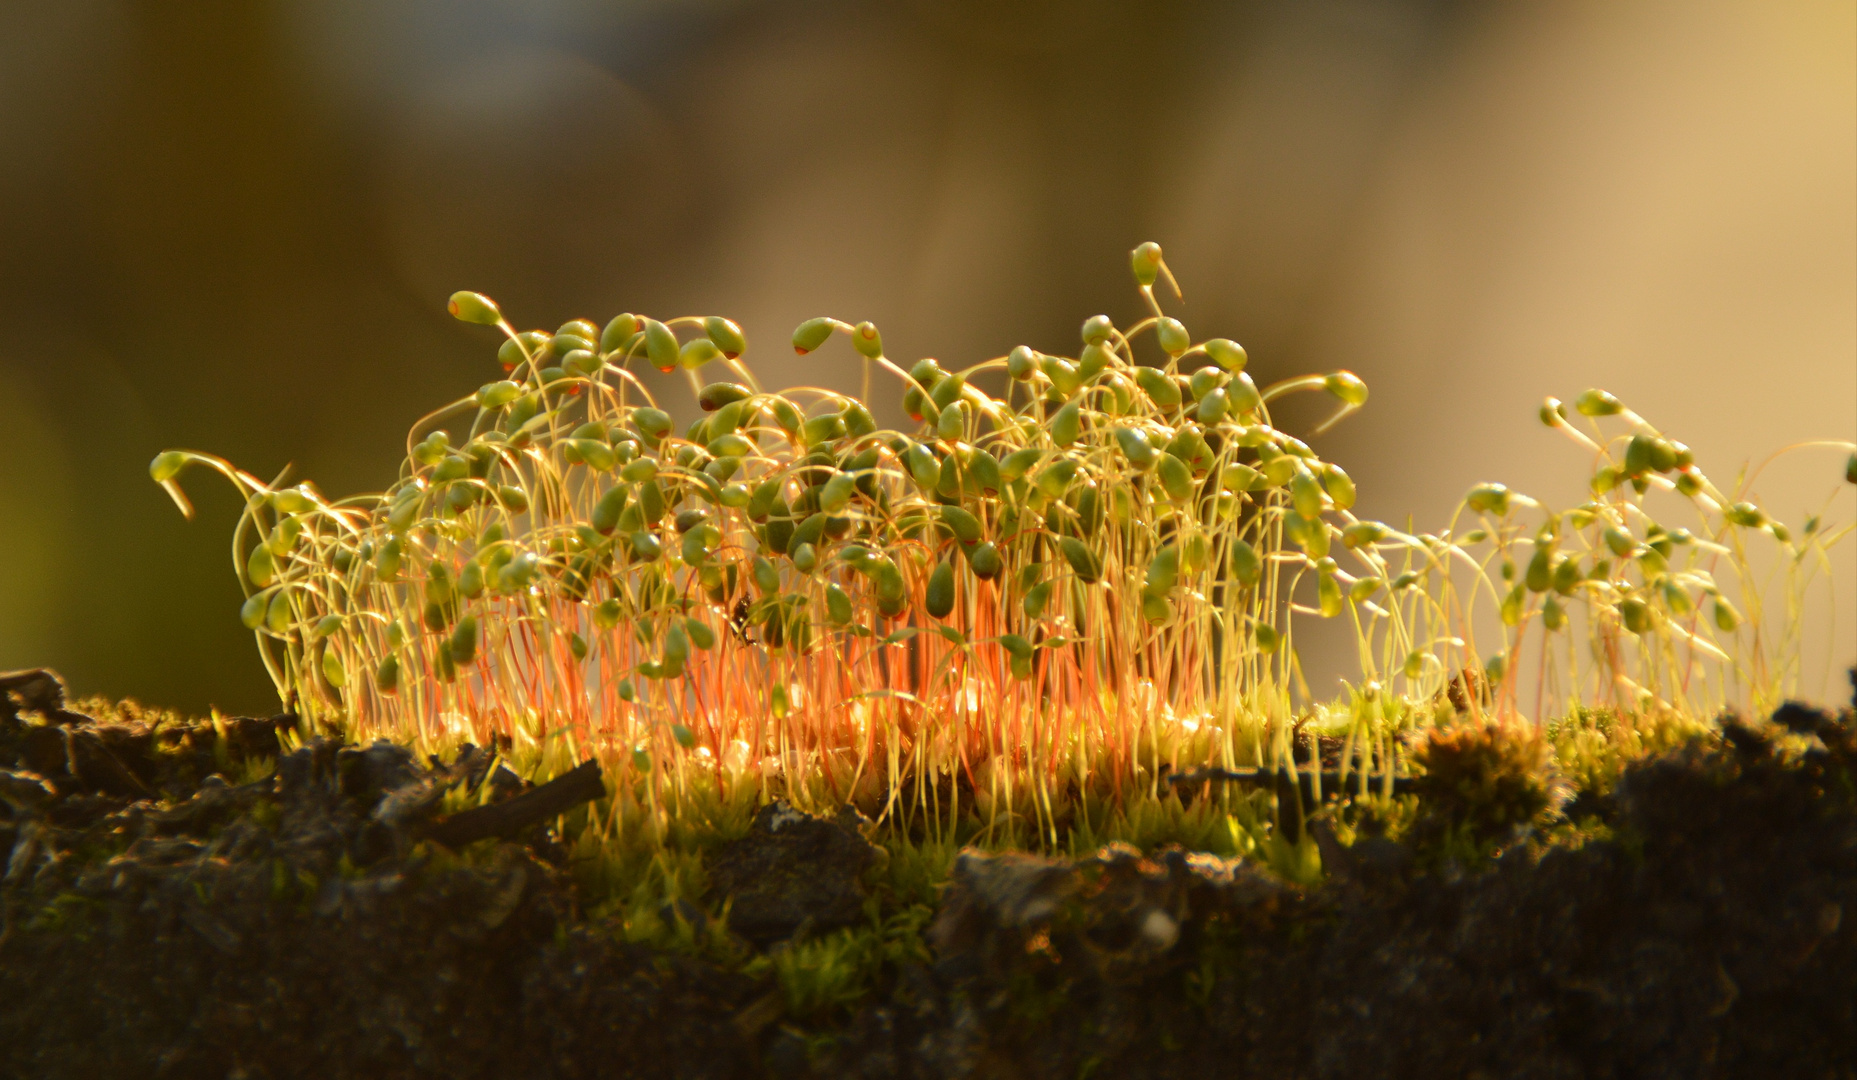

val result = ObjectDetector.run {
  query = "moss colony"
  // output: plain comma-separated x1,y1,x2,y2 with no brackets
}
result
0,244,1850,1078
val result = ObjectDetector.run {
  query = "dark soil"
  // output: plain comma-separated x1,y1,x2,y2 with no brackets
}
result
0,669,1852,1080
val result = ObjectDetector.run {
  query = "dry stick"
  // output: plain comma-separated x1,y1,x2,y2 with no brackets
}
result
427,757,606,849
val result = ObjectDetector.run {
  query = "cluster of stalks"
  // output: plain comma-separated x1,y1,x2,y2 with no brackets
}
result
150,243,1855,849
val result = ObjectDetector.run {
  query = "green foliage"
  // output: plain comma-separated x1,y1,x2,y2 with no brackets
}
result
147,241,1852,863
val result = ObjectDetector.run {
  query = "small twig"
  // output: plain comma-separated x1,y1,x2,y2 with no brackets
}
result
425,759,605,849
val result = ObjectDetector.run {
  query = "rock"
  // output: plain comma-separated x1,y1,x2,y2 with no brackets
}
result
928,849,1076,964
705,801,878,945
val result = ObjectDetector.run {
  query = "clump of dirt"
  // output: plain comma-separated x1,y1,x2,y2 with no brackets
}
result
1,667,1852,1079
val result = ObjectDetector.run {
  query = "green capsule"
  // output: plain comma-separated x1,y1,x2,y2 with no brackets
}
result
476,381,522,410
745,480,782,522
935,452,964,501
1130,241,1163,286
1284,513,1330,558
681,525,718,567
1323,371,1368,407
872,560,906,609
592,485,629,535
239,592,268,629
423,599,451,632
1210,374,1253,419
1492,582,1521,627
1023,580,1053,620
1105,427,1154,470
902,443,942,490
1051,399,1083,448
1550,557,1581,595
937,400,967,442
318,645,347,690
1525,547,1553,593
1291,467,1326,521
789,512,828,553
1624,434,1657,476
1000,447,1042,483
792,317,835,355
1144,544,1179,597
150,450,187,483
631,407,673,446
1078,342,1114,382
802,413,847,445
749,555,779,595
663,623,690,666
459,559,486,599
700,316,746,359
1464,483,1512,516
412,434,449,467
1619,597,1652,635
695,382,749,413
923,373,963,413
1318,573,1344,618
246,542,277,588
1846,452,1857,485
1156,317,1190,357
1725,502,1766,527
1156,453,1193,503
1348,577,1383,603
818,583,853,627
963,448,1001,495
1541,595,1566,632
263,588,291,635
447,291,501,325
1254,623,1281,653
1575,389,1623,417
1058,536,1101,582
600,314,641,354
838,401,874,437
1225,540,1260,587
1338,521,1383,550
1204,339,1247,372
1041,356,1081,397
1662,579,1693,617
1192,386,1228,425
451,616,479,665
577,440,617,472
961,541,1001,580
1007,345,1038,380
923,560,957,618
711,482,747,509
372,655,400,695
1712,595,1741,632
702,433,749,459
432,454,470,484
643,318,680,372
849,321,883,359
807,471,851,514
1134,366,1180,409
1602,526,1635,557
495,484,529,513
1081,315,1114,346
1321,465,1357,511
631,530,662,561
940,505,984,545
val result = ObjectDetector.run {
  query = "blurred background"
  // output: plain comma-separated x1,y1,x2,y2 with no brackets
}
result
2,0,1852,716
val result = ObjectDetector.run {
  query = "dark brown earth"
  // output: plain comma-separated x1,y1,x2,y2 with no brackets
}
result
0,669,1852,1080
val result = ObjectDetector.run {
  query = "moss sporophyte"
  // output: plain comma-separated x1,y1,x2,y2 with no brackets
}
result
150,243,1856,849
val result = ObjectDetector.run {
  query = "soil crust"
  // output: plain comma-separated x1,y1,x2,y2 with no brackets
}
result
0,671,1851,1079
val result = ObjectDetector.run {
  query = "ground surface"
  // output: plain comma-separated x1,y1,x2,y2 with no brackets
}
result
0,673,1851,1080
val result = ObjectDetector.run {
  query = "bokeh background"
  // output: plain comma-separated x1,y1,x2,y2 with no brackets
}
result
2,0,1852,716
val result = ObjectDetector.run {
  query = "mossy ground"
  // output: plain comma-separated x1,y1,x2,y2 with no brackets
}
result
1,677,1852,1079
